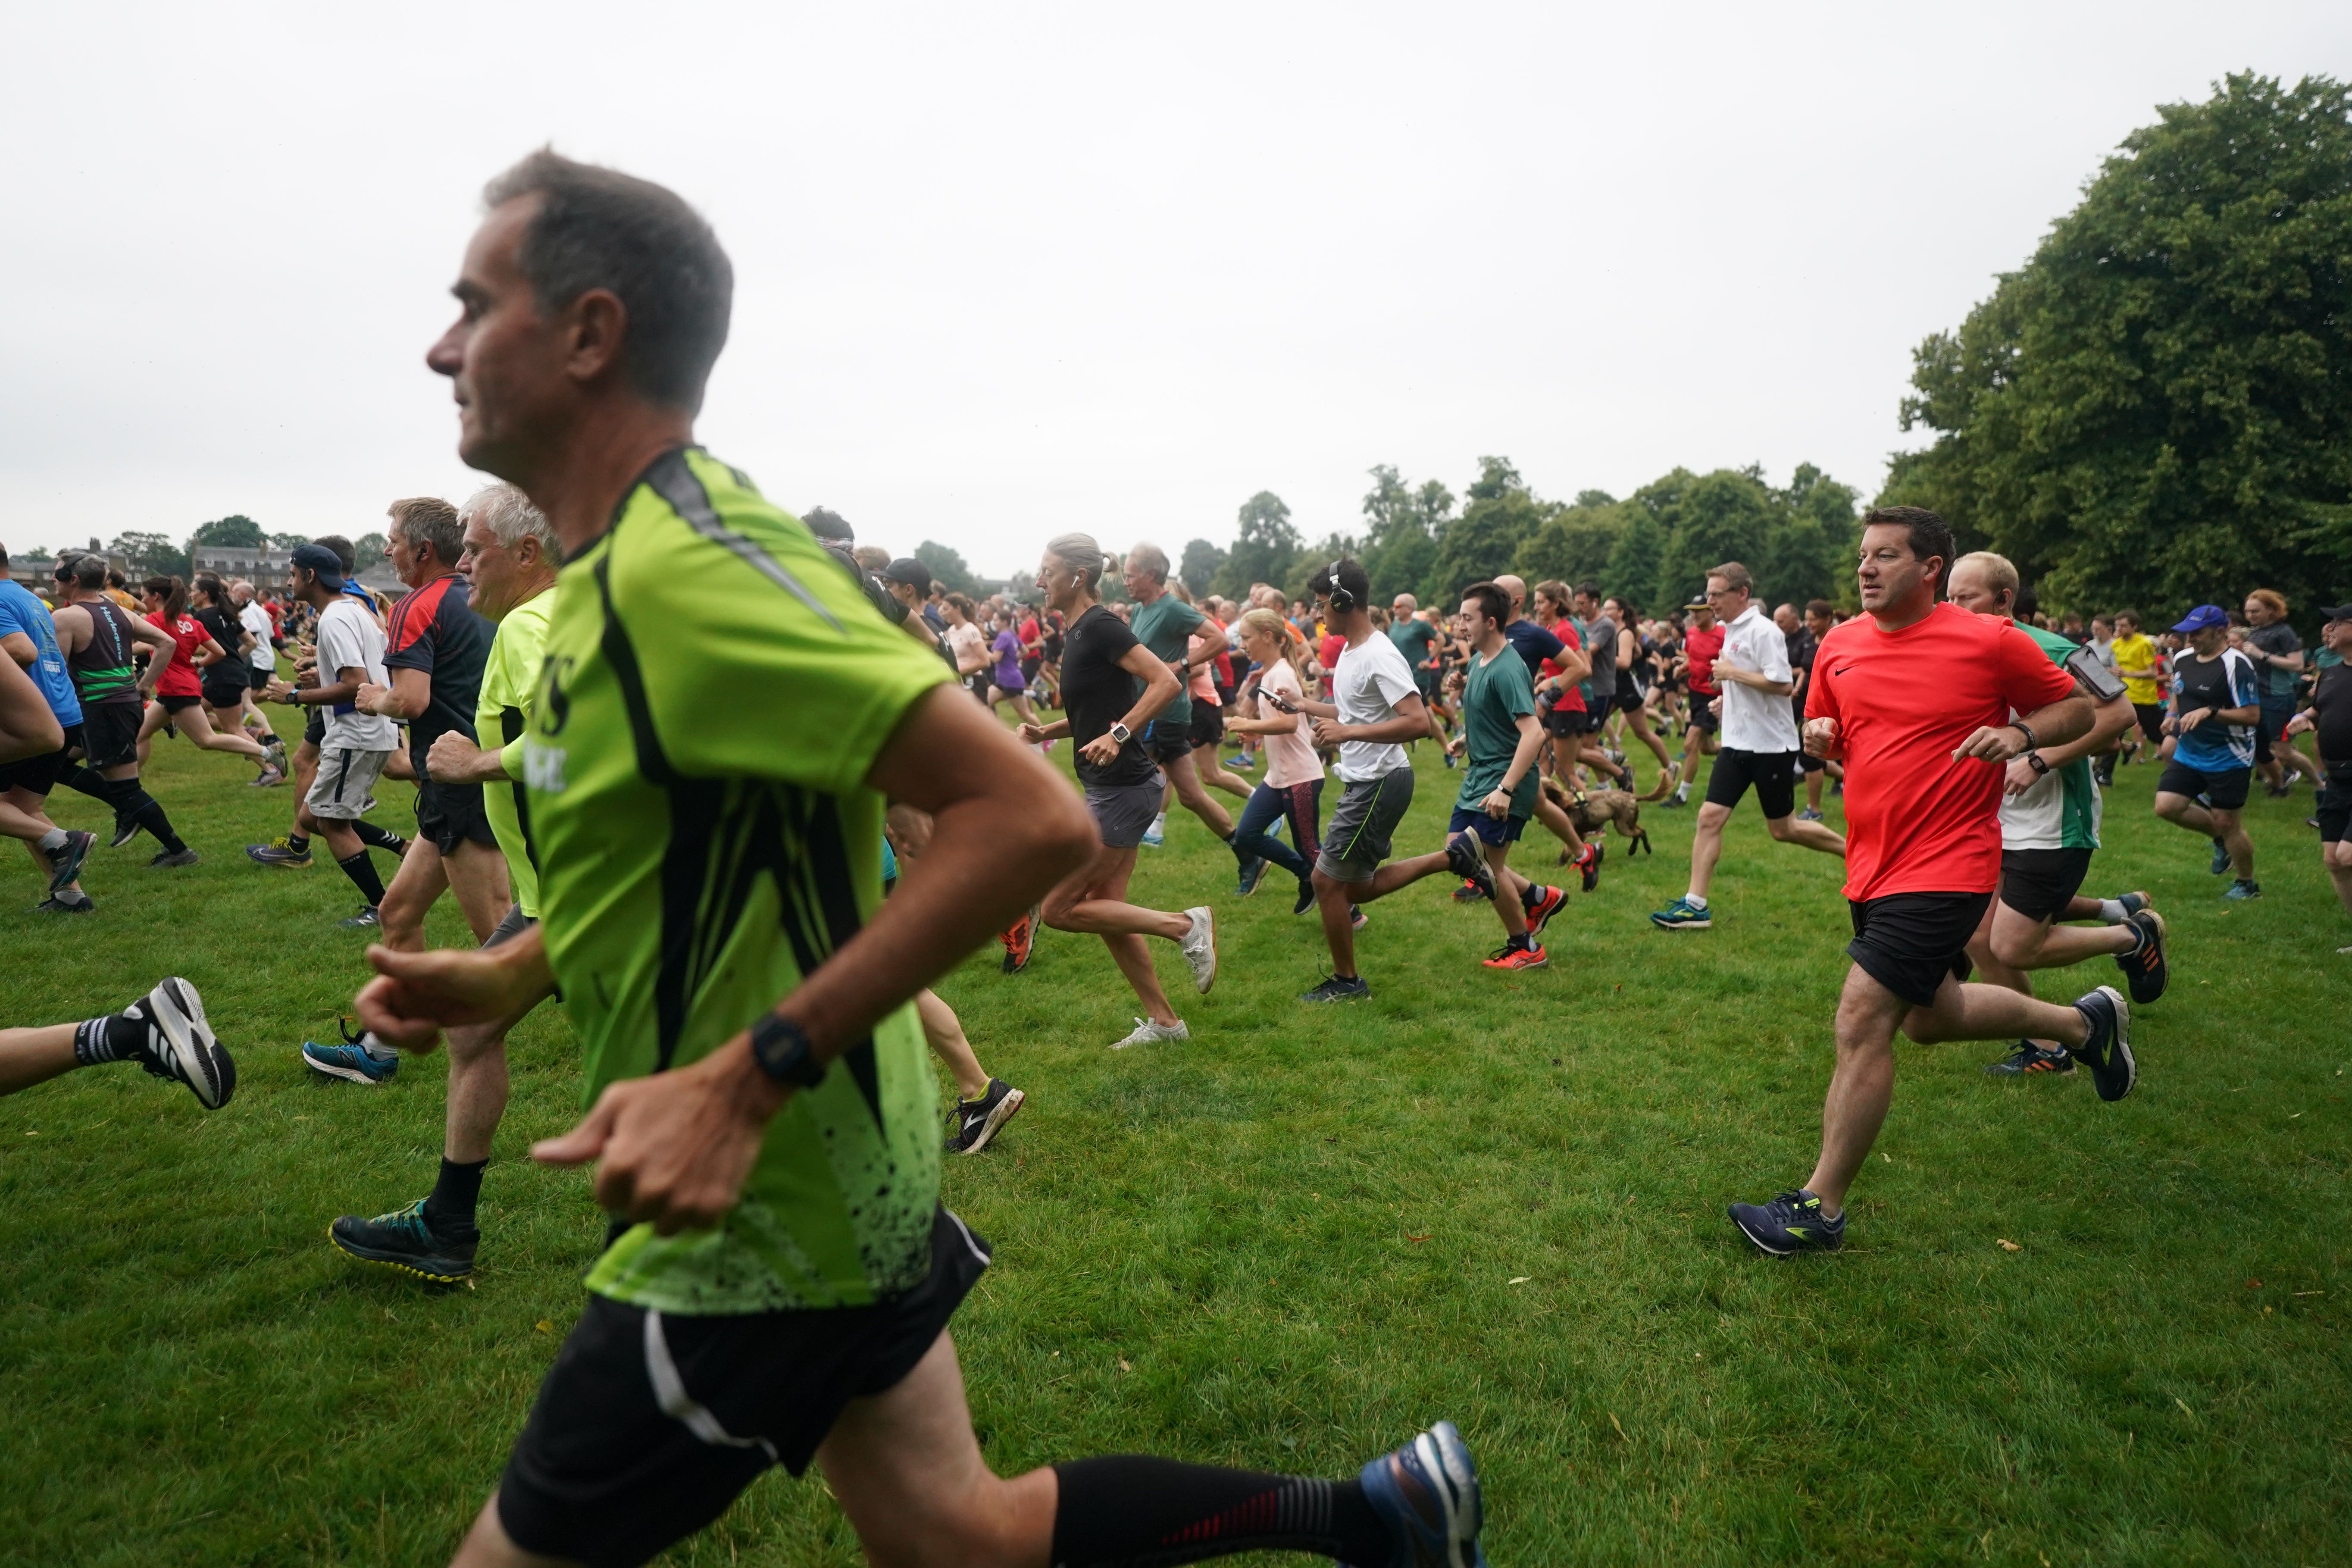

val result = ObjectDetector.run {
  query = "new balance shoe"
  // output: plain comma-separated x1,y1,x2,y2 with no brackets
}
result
999,904,1039,975
1728,1189,1845,1255
1299,974,1370,1003
1179,906,1218,993
338,905,382,929
130,977,236,1109
1357,1419,1488,1568
1650,894,1711,930
44,829,94,892
1446,834,1497,902
2117,908,2168,1004
2223,879,2261,901
302,1025,400,1085
1481,940,1547,971
2208,837,2231,876
1523,884,1567,939
329,1199,478,1284
2068,985,2135,1102
148,848,200,868
1985,1040,2075,1076
1112,1017,1189,1049
1236,857,1267,898
246,837,313,868
947,1078,1026,1154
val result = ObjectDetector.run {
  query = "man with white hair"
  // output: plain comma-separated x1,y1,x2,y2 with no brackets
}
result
329,482,560,1280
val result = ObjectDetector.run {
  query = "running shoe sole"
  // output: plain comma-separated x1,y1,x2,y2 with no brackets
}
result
326,1222,474,1283
2078,985,2135,1102
146,977,235,1109
960,1086,1026,1155
1447,835,1497,901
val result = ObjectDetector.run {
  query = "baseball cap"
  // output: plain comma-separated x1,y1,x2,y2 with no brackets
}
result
1684,592,1711,610
882,558,931,592
2171,604,2228,634
2319,602,2352,622
288,542,347,589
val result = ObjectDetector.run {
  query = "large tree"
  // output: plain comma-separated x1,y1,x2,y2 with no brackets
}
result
1178,538,1227,598
1211,491,1301,598
1424,457,1548,604
1884,73,2352,622
1356,465,1450,602
914,540,976,596
107,531,186,578
190,515,265,551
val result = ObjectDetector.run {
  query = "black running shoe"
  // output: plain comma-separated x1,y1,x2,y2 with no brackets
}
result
109,815,140,849
130,977,236,1109
1450,878,1486,903
1293,878,1317,916
1985,1040,2075,1076
1728,1189,1845,1255
2114,890,2152,920
1446,834,1496,901
329,1199,479,1283
2068,986,2135,1102
148,848,201,868
34,892,97,915
1299,974,1370,1003
2117,909,2168,1004
947,1078,1026,1155
45,829,94,892
1574,840,1602,893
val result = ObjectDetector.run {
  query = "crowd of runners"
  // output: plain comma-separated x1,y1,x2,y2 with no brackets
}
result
1,150,2348,1568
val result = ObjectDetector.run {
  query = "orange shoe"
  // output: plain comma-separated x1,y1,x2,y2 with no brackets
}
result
1523,884,1567,937
1000,902,1040,974
1482,940,1548,970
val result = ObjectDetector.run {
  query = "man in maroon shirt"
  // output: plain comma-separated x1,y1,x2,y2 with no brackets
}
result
1728,507,2137,1257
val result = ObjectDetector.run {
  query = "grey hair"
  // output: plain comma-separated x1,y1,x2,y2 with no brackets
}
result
1126,540,1170,584
1045,532,1111,592
463,482,556,554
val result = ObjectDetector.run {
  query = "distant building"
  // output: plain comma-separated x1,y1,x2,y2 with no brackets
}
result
193,545,292,583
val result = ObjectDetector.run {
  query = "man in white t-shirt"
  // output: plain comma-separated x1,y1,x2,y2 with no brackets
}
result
1651,561,1845,931
266,544,402,928
1283,559,1495,1001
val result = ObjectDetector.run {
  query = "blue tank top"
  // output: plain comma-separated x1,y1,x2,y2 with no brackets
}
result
0,580,83,726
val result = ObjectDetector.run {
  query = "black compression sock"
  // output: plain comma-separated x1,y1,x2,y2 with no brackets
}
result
351,820,405,852
129,794,187,855
72,1013,150,1067
337,851,387,906
1050,1456,1389,1567
423,1158,488,1231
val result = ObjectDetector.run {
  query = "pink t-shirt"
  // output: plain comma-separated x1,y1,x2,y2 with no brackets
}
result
1186,630,1221,704
1256,658,1323,789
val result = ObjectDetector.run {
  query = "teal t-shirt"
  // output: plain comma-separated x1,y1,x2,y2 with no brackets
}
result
1389,618,1439,683
1129,592,1205,727
1454,647,1541,818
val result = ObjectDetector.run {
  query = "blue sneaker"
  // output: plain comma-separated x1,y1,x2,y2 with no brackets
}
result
1357,1420,1488,1568
2208,838,2231,876
1650,894,1711,930
1237,857,1267,898
1728,1188,1845,1255
1796,807,1824,823
2223,878,2261,901
302,1027,399,1085
1224,752,1255,771
1140,814,1165,848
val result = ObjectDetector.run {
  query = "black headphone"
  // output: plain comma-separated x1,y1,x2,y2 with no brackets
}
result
1323,560,1356,613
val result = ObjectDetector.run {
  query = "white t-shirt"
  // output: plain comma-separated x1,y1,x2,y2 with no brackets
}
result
1255,658,1323,789
1330,631,1417,782
240,602,275,672
313,597,399,752
1716,604,1799,753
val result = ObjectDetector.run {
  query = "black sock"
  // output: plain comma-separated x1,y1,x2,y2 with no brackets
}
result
128,792,186,854
352,820,405,852
337,850,387,906
72,1012,150,1067
1050,1457,1389,1567
287,831,310,855
423,1157,488,1232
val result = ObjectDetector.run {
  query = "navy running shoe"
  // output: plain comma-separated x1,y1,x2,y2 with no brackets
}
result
1446,834,1496,902
2208,838,2231,876
1728,1189,1845,1255
1299,974,1370,1003
2069,985,2135,1102
330,1199,478,1283
1237,857,1267,898
45,829,94,892
2117,909,2168,1004
1357,1419,1487,1568
1985,1040,2075,1076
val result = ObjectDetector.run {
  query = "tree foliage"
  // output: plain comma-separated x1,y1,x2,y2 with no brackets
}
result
1210,491,1301,598
914,540,976,596
108,532,186,578
1178,539,1227,598
1883,73,2352,622
190,515,265,550
352,532,389,574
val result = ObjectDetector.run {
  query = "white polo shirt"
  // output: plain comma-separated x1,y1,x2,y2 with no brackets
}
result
1716,603,1799,753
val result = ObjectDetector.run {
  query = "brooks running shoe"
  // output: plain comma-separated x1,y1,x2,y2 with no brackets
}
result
2068,985,2135,1102
1523,884,1567,938
1650,895,1711,930
1985,1040,2075,1076
1481,941,1547,971
1299,974,1370,1003
948,1078,1026,1154
1357,1419,1488,1568
246,837,313,868
2117,908,2168,1003
1728,1189,1845,1255
45,829,94,892
130,977,237,1109
1446,834,1497,901
329,1199,478,1283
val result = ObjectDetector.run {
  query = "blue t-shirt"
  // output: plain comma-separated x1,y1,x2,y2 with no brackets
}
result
0,580,82,726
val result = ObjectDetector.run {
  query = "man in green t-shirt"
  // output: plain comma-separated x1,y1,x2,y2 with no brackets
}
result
1946,554,2170,1076
1120,543,1235,848
329,481,562,1283
1442,582,1566,973
1386,594,1453,752
357,149,1488,1568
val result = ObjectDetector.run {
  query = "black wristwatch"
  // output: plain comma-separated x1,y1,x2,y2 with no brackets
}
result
748,1012,828,1089
2025,752,2050,777
2010,720,2037,753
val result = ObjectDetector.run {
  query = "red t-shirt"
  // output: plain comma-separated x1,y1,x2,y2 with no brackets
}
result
1806,602,2077,901
148,611,205,697
1541,621,1586,713
1683,623,1724,695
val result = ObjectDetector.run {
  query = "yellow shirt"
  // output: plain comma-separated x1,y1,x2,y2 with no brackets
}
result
2112,632,2161,706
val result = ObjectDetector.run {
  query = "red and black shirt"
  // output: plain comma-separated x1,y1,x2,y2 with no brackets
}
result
384,574,493,777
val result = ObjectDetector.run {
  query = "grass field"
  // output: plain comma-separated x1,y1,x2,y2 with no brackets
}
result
1,727,2347,1567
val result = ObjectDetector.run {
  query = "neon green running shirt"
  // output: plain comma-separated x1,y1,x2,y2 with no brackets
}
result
524,448,955,1315
475,585,552,919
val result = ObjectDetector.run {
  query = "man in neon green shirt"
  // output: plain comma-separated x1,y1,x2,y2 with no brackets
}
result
357,150,1488,1568
330,482,562,1283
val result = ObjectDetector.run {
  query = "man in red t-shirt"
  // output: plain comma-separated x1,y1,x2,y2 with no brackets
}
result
1667,596,1723,805
1728,507,2137,1258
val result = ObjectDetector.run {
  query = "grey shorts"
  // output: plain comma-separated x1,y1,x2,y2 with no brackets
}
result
307,745,393,820
1085,779,1163,849
1315,766,1416,883
484,903,537,949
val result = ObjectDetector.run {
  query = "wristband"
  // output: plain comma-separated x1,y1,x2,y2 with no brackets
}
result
2010,720,2036,753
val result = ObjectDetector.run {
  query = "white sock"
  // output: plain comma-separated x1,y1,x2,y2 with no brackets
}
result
1151,813,1165,831
38,827,67,851
2099,898,2127,923
1686,892,1708,908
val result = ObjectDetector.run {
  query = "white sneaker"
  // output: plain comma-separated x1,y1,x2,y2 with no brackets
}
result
1113,1016,1189,1049
1179,905,1218,993
1141,813,1166,848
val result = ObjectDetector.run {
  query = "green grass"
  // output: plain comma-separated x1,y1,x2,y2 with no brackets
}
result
2,731,2347,1566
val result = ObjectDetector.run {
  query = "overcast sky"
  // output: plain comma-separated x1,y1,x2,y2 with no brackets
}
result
3,3,2346,579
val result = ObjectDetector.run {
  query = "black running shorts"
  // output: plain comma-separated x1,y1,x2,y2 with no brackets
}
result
1145,718,1194,764
414,779,498,855
1703,746,1798,820
497,1207,990,1568
1998,847,2094,923
2131,703,2165,743
201,676,248,711
1686,701,1720,736
0,724,78,797
1616,689,1646,715
2156,760,2251,811
2317,765,2352,844
79,701,144,771
1846,891,1990,1009
1541,703,1584,737
158,692,202,714
1187,702,1225,748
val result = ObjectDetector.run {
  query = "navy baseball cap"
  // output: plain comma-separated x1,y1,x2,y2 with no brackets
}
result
288,543,347,588
2318,602,2352,622
2171,604,2228,634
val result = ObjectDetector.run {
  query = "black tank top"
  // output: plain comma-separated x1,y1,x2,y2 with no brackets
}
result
69,598,142,707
